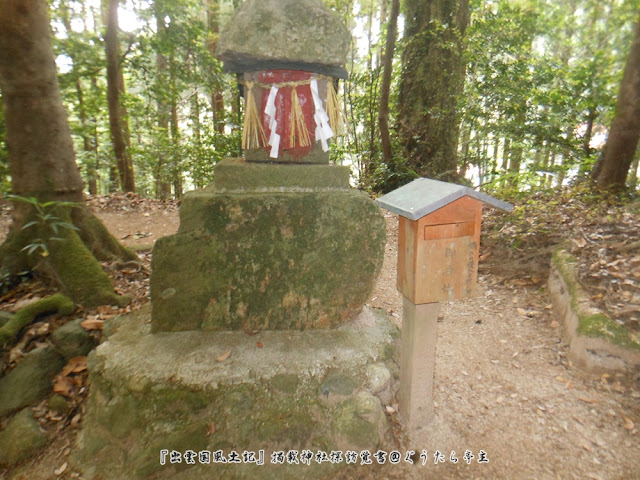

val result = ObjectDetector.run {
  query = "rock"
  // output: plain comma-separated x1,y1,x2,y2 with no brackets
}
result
0,346,65,417
0,408,48,467
366,364,392,405
51,318,98,360
321,369,359,397
332,392,387,451
217,0,351,78
47,394,71,415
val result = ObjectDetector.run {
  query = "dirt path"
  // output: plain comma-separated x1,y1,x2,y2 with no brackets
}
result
2,206,639,480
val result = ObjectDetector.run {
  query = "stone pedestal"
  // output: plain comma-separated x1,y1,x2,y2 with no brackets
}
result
151,159,386,332
71,305,400,480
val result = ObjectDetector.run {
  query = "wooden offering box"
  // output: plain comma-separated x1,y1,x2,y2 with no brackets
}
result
376,178,512,304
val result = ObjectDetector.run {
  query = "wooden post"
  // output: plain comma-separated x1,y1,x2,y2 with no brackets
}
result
399,298,439,428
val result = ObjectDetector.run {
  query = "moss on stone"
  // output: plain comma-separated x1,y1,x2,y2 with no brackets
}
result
552,248,640,352
135,424,208,478
272,374,299,394
151,189,385,331
332,394,383,451
577,313,640,351
149,388,212,420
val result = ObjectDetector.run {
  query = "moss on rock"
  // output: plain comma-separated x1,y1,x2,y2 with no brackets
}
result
151,189,385,331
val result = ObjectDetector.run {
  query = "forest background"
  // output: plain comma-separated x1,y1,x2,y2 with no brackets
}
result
0,0,639,199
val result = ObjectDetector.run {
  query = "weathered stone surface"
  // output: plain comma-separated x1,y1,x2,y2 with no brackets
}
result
217,0,351,78
151,187,385,332
0,346,64,417
51,318,98,360
366,363,392,405
0,408,48,467
72,305,400,479
332,392,386,451
548,249,640,373
213,158,350,192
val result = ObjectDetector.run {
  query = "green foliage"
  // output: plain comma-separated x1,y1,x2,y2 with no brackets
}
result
462,0,640,193
6,195,79,257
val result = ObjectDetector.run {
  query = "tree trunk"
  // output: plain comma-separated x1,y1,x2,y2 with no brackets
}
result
397,0,470,182
378,0,399,166
103,0,135,192
595,16,640,190
207,0,225,134
0,0,135,306
154,5,172,200
59,6,98,196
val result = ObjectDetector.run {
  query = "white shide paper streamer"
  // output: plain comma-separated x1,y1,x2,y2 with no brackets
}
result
264,86,280,158
310,79,334,152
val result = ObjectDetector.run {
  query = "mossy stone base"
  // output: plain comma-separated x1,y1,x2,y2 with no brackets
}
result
548,249,640,373
71,305,399,480
151,167,385,332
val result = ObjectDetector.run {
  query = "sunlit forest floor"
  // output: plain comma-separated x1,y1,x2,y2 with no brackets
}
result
0,189,639,480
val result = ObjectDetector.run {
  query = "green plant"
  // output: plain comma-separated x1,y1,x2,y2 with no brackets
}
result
6,195,80,257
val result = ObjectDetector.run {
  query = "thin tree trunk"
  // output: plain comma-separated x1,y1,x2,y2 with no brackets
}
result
378,0,399,166
103,0,135,192
502,138,510,171
207,0,225,134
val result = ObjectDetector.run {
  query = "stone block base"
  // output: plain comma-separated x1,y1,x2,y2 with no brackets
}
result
71,306,400,479
150,160,385,332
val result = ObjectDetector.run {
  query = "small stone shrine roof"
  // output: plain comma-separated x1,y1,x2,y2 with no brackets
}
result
216,0,351,78
375,178,513,221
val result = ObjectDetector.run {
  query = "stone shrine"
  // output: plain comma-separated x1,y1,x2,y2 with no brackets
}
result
72,2,399,478
150,0,385,332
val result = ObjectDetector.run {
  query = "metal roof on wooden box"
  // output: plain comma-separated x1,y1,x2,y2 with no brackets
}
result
375,178,513,221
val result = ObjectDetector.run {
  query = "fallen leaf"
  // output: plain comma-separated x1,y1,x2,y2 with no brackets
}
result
385,405,396,413
577,396,599,404
622,416,634,431
256,342,263,348
70,413,81,428
244,329,260,336
573,238,587,249
550,320,560,328
581,441,593,453
207,421,216,436
61,356,87,376
600,373,610,385
80,319,104,331
517,308,528,316
216,350,231,362
53,374,75,397
54,462,67,476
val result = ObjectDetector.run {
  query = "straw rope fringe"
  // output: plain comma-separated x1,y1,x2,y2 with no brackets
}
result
241,76,347,150
241,82,267,150
290,86,311,148
326,81,344,136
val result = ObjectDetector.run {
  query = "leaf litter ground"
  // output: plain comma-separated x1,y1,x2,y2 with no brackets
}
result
0,190,638,480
